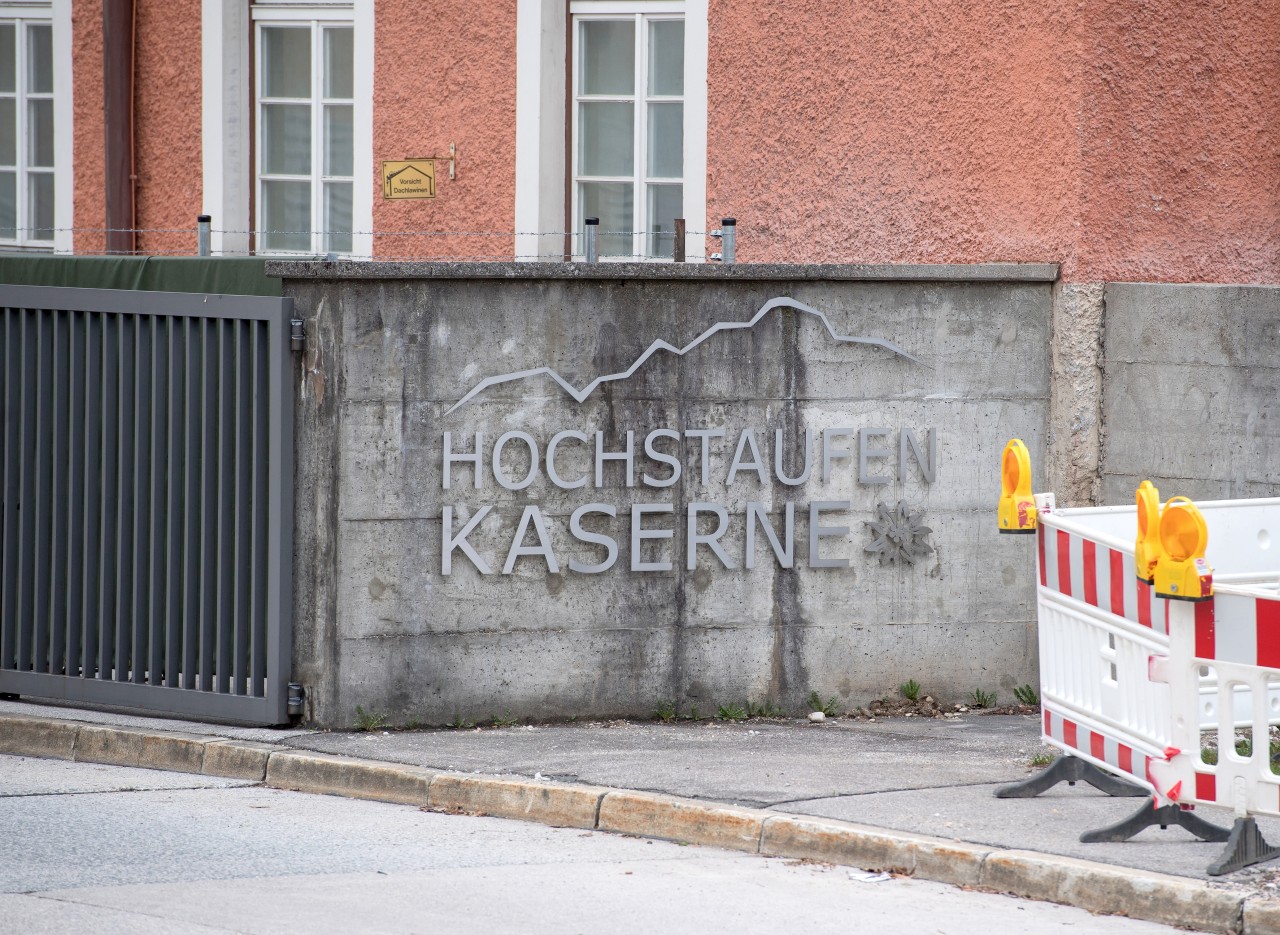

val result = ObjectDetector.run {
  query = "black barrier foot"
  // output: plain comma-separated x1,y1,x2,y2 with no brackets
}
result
1080,801,1231,844
994,754,1149,799
1207,817,1280,876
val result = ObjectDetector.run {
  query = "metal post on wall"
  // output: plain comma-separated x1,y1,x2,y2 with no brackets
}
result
197,215,211,257
721,218,737,265
584,217,599,263
673,219,686,263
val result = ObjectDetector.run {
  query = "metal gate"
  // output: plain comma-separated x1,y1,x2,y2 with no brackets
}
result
0,285,294,724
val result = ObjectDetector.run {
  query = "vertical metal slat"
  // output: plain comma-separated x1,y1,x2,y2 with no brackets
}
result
232,319,251,694
65,310,86,677
199,318,217,692
98,312,120,680
131,312,151,684
147,314,167,687
250,321,269,697
81,312,102,678
32,310,53,673
48,310,70,675
0,310,19,671
182,316,200,691
216,318,234,693
114,313,135,681
164,315,184,688
16,310,38,671
32,307,54,671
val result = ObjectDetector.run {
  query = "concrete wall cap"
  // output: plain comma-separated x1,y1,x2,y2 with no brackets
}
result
268,260,1060,283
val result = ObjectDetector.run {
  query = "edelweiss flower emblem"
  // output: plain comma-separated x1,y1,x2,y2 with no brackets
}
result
864,501,934,567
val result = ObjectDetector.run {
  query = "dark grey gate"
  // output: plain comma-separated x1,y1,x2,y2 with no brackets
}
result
0,285,294,724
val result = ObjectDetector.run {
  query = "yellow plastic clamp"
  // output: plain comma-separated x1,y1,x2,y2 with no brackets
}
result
997,439,1037,534
1154,497,1213,602
1134,480,1162,584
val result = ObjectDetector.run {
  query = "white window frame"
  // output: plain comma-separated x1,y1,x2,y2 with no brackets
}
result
571,9,684,261
0,0,72,254
514,0,706,262
253,10,353,256
202,0,372,258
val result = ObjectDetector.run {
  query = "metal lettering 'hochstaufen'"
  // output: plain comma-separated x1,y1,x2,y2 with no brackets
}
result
436,425,939,575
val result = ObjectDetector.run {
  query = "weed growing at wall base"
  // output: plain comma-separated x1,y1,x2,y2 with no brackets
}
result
1014,684,1040,706
355,706,389,732
970,689,997,709
746,699,784,718
808,691,840,718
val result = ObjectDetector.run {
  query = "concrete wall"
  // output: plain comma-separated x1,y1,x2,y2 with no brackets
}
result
1100,283,1280,505
281,262,1056,727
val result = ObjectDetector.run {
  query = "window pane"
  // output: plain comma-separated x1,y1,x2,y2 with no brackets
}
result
647,102,682,178
28,98,52,167
579,20,633,95
0,98,14,165
324,27,353,99
648,20,684,96
646,183,682,258
580,181,633,257
260,179,311,252
262,103,311,175
0,170,14,237
27,24,52,94
578,102,633,176
324,104,352,176
0,25,14,93
324,181,352,255
28,171,52,240
262,27,311,98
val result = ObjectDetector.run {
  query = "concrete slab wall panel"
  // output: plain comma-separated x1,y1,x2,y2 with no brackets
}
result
1101,283,1280,505
285,266,1053,726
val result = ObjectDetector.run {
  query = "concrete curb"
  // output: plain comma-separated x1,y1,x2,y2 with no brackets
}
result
1,714,1272,934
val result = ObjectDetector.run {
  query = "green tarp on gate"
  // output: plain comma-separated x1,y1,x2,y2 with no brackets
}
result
0,256,282,297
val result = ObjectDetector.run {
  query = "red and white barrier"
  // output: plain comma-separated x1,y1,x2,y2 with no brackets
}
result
1034,497,1280,815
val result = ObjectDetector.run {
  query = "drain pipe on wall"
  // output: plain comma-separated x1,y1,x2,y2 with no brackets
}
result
103,0,136,255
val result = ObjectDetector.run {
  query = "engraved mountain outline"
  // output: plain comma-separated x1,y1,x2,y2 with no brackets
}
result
445,296,920,415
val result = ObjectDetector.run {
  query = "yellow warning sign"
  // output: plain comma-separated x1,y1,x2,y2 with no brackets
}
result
381,160,436,199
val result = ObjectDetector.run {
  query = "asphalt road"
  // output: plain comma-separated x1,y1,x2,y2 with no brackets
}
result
0,754,1207,935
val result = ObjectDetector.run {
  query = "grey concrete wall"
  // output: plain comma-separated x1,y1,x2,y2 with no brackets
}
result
1101,283,1280,505
1046,282,1104,508
278,263,1056,727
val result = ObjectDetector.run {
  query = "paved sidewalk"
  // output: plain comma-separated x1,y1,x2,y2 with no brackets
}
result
5,697,1280,932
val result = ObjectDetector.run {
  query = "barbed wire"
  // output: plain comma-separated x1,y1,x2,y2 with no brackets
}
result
1,227,716,237
46,249,715,262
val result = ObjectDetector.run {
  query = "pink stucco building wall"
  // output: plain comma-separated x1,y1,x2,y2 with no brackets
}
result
71,0,105,256
371,2,518,261
133,0,203,257
707,1,1280,283
72,0,202,256
63,2,1278,283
